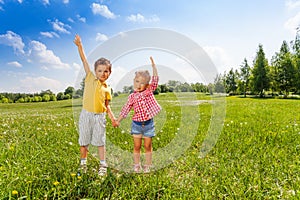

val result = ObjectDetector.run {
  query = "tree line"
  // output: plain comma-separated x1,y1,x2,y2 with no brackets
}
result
214,34,300,98
0,87,82,103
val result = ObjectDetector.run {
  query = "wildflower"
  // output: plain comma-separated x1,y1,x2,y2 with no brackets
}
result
77,176,82,180
70,173,76,177
121,130,125,134
68,142,73,145
53,181,59,186
12,190,18,195
177,128,180,131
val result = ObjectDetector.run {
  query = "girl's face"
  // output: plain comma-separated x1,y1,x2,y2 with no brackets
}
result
133,75,148,92
95,64,111,82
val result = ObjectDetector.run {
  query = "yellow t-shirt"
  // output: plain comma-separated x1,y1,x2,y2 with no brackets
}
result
82,72,111,113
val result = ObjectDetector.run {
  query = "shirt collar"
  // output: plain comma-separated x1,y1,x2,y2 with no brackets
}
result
96,78,107,87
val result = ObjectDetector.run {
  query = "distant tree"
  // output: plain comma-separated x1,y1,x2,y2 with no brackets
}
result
291,33,300,94
2,97,9,103
64,86,75,98
239,58,251,97
214,73,225,93
225,68,238,94
251,44,270,97
50,94,57,101
42,94,51,102
64,94,71,100
159,84,168,93
57,92,64,100
271,41,296,97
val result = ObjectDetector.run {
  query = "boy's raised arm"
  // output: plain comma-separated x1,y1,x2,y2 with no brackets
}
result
74,34,90,75
150,56,158,76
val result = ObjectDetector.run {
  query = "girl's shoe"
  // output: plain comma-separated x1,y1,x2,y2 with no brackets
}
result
133,164,141,173
143,165,151,173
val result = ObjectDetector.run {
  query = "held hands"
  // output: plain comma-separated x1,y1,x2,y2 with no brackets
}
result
112,118,120,128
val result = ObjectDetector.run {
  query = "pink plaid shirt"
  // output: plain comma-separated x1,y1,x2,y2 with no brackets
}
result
120,76,161,122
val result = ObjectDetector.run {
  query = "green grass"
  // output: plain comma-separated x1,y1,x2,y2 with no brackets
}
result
0,94,299,199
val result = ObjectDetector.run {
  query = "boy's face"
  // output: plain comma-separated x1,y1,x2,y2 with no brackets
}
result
95,64,111,82
133,75,148,92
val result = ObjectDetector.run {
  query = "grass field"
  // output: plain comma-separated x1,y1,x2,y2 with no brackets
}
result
0,93,299,199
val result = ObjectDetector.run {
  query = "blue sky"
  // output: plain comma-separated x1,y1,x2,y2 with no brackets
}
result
0,0,299,93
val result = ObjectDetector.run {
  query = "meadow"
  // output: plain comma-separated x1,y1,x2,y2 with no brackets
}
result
0,93,299,199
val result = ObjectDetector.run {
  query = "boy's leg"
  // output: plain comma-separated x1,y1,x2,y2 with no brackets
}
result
98,145,108,176
98,145,105,162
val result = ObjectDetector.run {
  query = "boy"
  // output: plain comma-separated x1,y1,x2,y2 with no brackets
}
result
74,34,116,176
116,57,161,173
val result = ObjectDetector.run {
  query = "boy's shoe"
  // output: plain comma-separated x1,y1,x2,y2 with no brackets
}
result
133,164,142,173
143,165,151,173
98,164,108,176
77,163,87,176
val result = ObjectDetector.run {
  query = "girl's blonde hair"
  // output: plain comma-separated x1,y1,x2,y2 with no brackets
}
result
135,70,151,83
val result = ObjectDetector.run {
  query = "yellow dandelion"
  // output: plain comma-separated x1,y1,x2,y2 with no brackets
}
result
70,173,76,177
12,190,18,195
77,176,82,180
53,181,59,186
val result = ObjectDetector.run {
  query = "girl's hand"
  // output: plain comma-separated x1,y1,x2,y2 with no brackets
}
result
150,56,155,67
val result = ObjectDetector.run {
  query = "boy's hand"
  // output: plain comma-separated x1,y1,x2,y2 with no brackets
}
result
112,119,119,127
73,34,82,47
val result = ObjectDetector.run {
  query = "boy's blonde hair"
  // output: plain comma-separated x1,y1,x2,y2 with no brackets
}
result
135,70,151,84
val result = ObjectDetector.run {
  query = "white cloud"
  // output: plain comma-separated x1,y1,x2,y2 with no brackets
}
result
284,12,300,35
19,76,63,93
96,33,108,42
63,0,69,4
0,31,25,55
203,46,232,73
17,0,23,3
49,19,71,34
76,14,86,23
7,61,22,67
285,0,300,10
40,31,60,38
68,17,74,23
91,3,116,19
42,0,49,5
29,40,70,69
126,13,160,23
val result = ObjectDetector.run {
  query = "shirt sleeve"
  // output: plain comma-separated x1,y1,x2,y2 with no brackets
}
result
106,86,112,101
149,76,159,91
120,95,133,118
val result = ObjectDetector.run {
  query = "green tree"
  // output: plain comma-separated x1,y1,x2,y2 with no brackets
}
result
239,58,251,97
271,41,296,97
291,33,300,94
225,68,238,94
64,86,75,98
42,94,51,102
251,44,270,97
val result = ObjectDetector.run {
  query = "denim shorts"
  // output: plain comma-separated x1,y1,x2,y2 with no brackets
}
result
131,119,155,138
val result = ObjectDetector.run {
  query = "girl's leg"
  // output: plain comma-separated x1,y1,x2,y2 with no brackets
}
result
133,135,142,165
143,137,152,166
